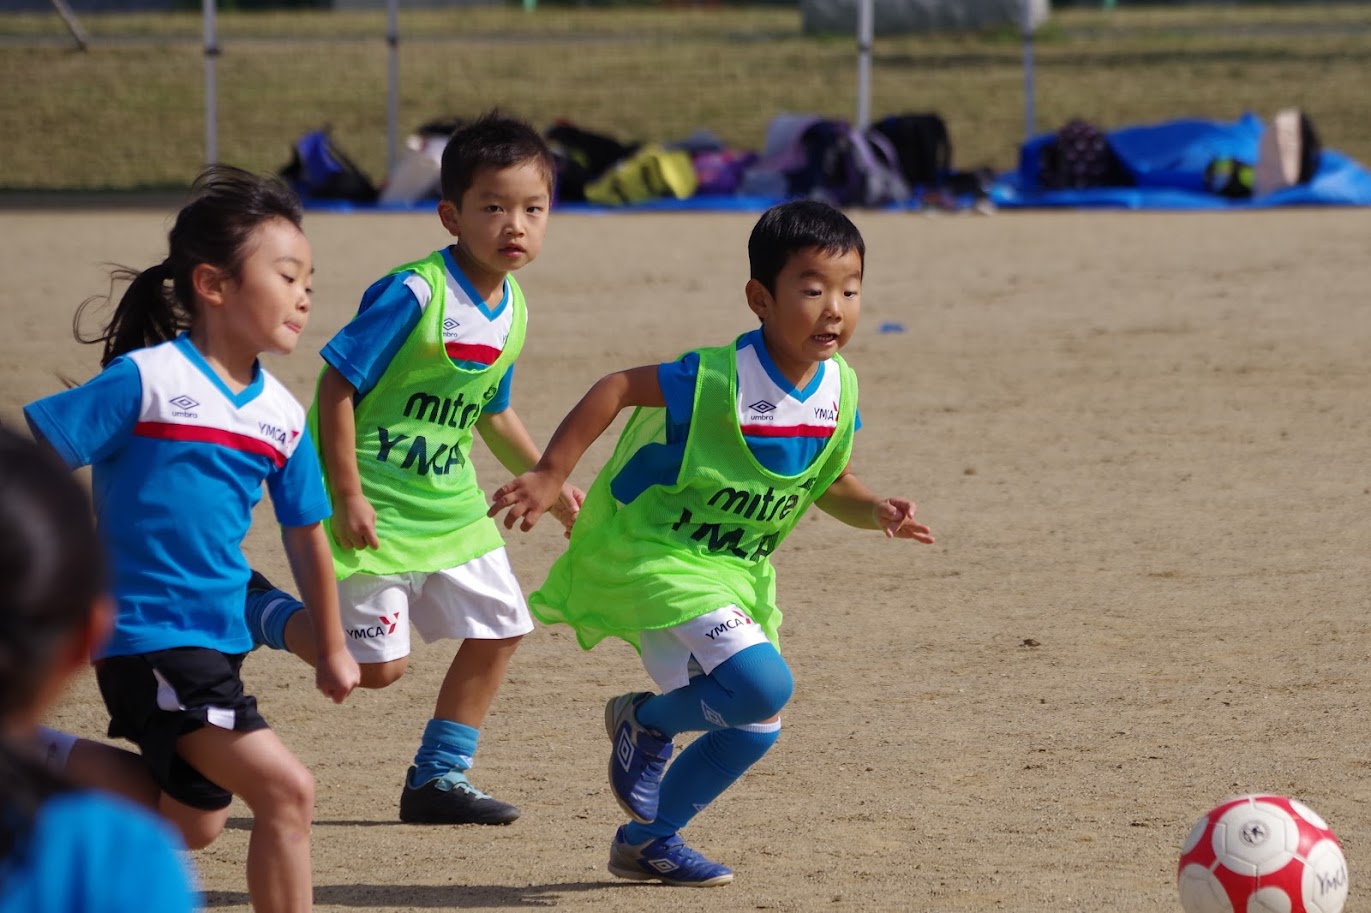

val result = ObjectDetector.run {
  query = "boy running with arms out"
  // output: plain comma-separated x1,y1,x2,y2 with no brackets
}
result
247,112,581,825
489,200,934,885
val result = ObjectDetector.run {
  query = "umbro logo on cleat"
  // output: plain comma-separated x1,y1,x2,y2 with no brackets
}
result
648,858,679,874
615,730,634,772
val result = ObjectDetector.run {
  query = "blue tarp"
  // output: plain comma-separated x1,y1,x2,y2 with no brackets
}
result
300,115,1371,214
990,114,1371,210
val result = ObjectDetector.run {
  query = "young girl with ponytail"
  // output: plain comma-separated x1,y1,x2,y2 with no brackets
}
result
23,165,359,913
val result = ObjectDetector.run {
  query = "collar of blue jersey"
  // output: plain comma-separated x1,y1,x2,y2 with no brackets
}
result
439,247,509,321
173,334,264,408
737,328,826,402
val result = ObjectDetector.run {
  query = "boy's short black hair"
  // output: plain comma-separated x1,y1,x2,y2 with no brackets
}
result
747,200,866,294
439,110,556,204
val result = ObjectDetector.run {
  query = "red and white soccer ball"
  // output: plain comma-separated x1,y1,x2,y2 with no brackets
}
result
1178,794,1348,913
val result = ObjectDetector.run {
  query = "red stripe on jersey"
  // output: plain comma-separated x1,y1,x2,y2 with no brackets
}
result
133,421,287,468
740,423,834,439
444,341,501,365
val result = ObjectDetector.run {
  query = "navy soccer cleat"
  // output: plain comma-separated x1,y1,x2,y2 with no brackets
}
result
604,691,673,824
398,766,520,825
607,826,734,887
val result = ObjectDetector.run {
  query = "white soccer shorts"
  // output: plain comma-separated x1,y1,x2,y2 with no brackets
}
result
336,547,533,664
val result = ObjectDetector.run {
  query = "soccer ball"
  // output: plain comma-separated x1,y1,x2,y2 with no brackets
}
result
1178,794,1349,913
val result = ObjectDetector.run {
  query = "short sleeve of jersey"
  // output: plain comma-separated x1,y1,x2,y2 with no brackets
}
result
657,352,700,444
266,425,332,528
483,364,514,414
22,358,142,468
321,272,424,397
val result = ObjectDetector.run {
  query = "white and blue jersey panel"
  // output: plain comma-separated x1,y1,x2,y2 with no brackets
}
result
609,328,860,504
321,246,514,410
23,335,329,658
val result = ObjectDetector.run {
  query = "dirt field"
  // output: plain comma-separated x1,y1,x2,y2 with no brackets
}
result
3,204,1369,913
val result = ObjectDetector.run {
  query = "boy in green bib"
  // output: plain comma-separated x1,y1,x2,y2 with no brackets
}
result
246,112,581,825
489,200,935,885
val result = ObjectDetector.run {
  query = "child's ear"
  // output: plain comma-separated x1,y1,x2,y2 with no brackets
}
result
191,263,227,308
437,199,462,237
745,278,771,322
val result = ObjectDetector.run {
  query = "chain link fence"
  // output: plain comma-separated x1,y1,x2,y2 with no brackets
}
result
3,3,1371,192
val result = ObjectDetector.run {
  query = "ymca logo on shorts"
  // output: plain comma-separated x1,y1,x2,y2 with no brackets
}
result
704,608,754,641
348,611,402,640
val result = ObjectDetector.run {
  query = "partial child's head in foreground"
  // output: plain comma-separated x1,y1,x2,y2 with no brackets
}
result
745,200,866,380
0,425,107,733
438,111,555,277
78,165,308,367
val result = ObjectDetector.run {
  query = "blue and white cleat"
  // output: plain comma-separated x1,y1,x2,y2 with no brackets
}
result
605,691,673,824
607,826,734,887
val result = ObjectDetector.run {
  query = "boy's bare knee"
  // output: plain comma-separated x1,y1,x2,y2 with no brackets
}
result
242,761,315,825
359,659,407,689
179,815,227,851
161,803,229,851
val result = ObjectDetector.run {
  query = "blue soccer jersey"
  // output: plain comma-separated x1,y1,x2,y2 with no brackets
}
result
322,245,514,411
0,791,195,913
610,328,862,504
23,334,331,657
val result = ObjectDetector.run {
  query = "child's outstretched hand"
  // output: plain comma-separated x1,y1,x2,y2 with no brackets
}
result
875,497,935,542
488,470,565,533
547,484,585,539
316,646,361,704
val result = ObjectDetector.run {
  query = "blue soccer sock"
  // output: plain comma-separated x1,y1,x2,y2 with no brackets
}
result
244,583,304,651
411,719,479,786
635,642,793,737
623,723,781,843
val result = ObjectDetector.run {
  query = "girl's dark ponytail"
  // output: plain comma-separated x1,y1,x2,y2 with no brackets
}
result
74,165,303,367
75,259,187,368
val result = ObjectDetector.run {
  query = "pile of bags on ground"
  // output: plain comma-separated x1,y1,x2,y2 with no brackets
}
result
282,113,994,210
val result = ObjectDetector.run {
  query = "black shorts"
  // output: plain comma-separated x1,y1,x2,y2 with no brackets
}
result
95,647,269,811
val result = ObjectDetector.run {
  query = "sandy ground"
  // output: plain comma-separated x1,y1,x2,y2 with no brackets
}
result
3,204,1370,913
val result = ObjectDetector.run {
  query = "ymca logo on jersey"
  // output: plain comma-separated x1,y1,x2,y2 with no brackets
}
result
812,400,840,423
257,422,301,447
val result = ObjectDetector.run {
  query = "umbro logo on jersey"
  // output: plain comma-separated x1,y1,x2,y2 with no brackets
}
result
169,394,199,417
748,400,776,414
443,317,461,333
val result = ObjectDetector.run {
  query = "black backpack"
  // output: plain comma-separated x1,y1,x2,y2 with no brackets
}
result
1037,119,1134,190
545,121,638,202
280,128,379,203
871,113,953,187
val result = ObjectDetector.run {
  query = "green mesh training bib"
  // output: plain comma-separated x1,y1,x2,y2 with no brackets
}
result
308,250,526,579
530,337,856,652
